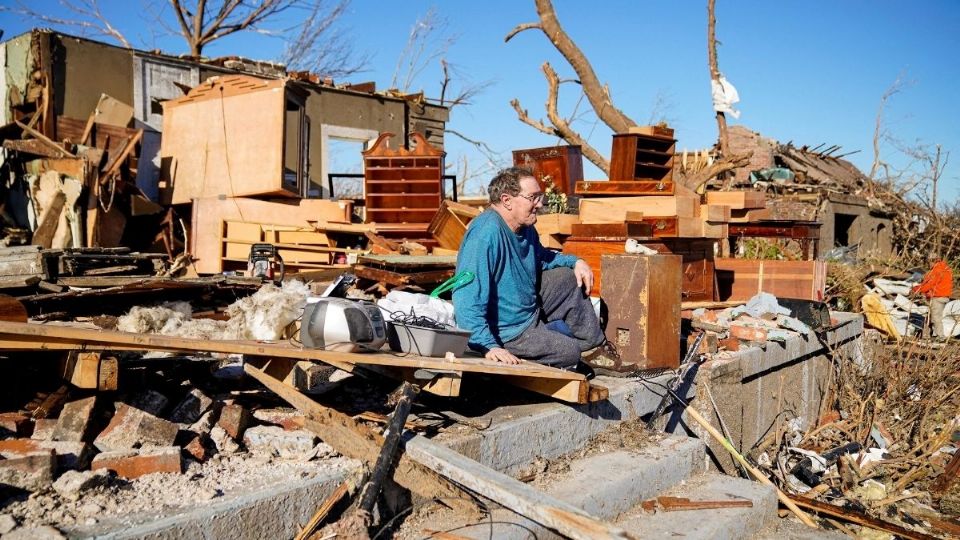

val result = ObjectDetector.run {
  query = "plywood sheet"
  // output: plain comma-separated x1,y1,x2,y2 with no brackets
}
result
191,197,351,274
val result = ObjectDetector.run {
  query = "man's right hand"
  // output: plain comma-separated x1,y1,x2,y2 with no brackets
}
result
485,347,522,364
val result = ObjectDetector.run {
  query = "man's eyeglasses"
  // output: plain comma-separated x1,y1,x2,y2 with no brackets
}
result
516,192,545,204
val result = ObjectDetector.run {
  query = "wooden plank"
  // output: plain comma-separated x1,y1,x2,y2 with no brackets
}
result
0,321,587,383
275,230,329,245
403,434,634,540
704,205,732,222
575,181,675,196
3,139,66,158
360,365,462,398
578,196,696,223
705,191,766,210
32,191,67,249
15,121,74,158
242,362,477,515
786,495,936,540
655,496,752,511
354,265,455,287
63,351,101,389
501,376,588,404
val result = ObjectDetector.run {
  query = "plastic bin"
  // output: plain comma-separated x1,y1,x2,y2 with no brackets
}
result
387,322,471,357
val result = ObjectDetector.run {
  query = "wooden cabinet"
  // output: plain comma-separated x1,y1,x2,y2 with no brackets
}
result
582,132,675,195
363,132,445,240
601,254,681,370
512,145,583,195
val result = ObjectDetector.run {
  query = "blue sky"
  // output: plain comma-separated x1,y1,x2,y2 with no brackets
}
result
3,1,958,202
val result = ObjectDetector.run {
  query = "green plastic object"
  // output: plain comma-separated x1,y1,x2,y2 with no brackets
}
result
430,271,475,298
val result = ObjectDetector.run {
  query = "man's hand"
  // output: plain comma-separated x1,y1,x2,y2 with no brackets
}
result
573,259,594,293
485,347,521,364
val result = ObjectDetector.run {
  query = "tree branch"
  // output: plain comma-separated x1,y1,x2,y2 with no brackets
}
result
683,151,754,193
522,0,635,133
541,62,609,173
2,0,132,48
503,22,541,42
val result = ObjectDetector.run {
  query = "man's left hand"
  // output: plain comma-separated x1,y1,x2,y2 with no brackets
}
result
573,259,594,293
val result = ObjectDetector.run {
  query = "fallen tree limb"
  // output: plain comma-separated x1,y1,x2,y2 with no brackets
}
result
786,495,937,540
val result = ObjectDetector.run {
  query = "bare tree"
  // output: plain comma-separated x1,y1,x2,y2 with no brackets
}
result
867,72,911,196
707,0,729,158
279,1,368,78
1,0,132,47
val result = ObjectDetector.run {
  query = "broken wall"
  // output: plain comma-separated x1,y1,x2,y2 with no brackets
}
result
727,125,776,184
51,33,134,130
1,32,34,126
819,194,893,255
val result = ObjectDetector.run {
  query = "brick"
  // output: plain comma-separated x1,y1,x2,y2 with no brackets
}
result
51,396,96,442
183,436,210,462
52,469,110,498
168,389,213,424
252,408,306,431
243,426,317,460
92,447,182,479
127,390,168,416
0,438,93,471
729,325,768,342
217,404,252,440
31,419,56,440
94,404,179,452
0,450,56,490
719,337,741,352
0,413,31,437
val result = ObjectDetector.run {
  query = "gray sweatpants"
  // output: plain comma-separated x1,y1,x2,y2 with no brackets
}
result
503,267,606,368
930,296,949,338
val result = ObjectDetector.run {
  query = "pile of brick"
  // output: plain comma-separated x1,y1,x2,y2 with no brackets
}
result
688,292,823,354
0,384,331,497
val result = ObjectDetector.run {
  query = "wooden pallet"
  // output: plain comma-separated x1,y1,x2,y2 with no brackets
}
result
0,320,601,404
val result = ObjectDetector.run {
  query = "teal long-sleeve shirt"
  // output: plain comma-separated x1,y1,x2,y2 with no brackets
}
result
452,209,578,352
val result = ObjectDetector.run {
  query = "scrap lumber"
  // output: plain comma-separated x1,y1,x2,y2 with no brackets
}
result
428,200,482,250
295,473,365,540
786,495,936,540
578,195,697,223
0,320,593,403
3,139,66,158
403,434,636,540
15,120,74,158
32,190,66,249
243,362,478,515
652,496,753,511
705,190,766,210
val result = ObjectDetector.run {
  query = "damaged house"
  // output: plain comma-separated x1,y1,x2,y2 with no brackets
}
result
0,29,449,256
725,125,895,257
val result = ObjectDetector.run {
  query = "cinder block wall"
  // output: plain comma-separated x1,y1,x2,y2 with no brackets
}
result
689,313,864,473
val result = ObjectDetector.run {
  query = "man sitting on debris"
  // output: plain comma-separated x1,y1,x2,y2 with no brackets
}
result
452,167,632,375
913,255,954,340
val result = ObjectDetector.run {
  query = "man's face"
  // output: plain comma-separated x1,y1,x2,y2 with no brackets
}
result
510,176,544,228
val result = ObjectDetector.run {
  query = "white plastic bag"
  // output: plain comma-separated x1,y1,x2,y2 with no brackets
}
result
376,290,456,327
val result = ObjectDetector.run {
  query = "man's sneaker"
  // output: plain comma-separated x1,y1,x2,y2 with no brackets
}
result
582,341,638,378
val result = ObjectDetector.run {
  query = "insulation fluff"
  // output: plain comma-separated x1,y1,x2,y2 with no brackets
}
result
116,281,309,342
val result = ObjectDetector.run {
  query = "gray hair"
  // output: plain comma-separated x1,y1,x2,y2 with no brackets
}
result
488,166,535,204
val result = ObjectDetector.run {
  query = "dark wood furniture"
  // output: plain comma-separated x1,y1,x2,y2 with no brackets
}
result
601,254,681,370
512,145,583,195
563,229,716,301
727,220,822,260
363,132,444,245
580,132,676,196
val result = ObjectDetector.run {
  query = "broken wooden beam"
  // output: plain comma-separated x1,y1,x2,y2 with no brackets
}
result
242,362,478,515
786,495,937,540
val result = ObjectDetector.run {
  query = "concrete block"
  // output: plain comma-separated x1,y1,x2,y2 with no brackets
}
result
52,469,110,498
252,408,306,431
127,390,168,416
91,447,182,479
3,524,66,539
0,439,93,470
52,396,96,442
169,389,213,424
188,409,217,437
94,404,179,452
209,426,240,455
0,412,30,437
546,436,706,519
217,403,252,440
243,426,317,460
0,450,56,491
31,419,56,440
615,473,777,539
0,514,16,535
